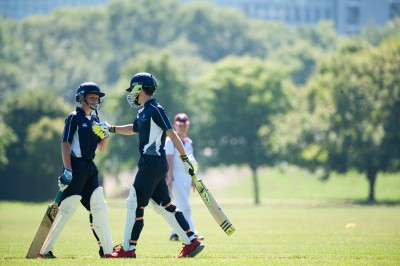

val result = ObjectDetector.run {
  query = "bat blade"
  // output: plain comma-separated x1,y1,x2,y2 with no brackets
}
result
26,191,62,259
192,175,235,236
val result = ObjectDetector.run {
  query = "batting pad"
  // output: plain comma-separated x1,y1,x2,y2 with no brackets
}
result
151,200,191,245
123,186,138,251
40,195,81,255
90,187,113,255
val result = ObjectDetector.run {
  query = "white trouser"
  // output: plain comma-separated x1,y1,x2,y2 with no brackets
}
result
171,173,197,235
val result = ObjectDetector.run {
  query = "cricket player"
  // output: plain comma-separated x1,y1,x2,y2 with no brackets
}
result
38,82,113,258
104,72,204,258
166,113,203,241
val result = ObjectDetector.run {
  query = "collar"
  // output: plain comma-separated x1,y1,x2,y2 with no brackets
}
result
76,106,85,116
144,98,156,107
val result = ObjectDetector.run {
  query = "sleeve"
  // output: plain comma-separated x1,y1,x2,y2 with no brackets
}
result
61,113,77,143
153,106,173,131
186,138,194,155
133,117,139,133
165,137,175,155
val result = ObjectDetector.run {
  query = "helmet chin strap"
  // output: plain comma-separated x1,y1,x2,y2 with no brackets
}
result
84,99,102,111
85,100,97,110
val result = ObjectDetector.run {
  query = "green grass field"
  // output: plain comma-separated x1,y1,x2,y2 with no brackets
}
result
1,167,399,265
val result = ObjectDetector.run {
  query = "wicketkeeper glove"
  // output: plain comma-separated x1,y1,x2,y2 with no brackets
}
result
180,154,198,175
58,168,73,192
92,121,111,139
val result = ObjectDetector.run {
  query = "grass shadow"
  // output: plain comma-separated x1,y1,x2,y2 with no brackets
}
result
345,199,400,206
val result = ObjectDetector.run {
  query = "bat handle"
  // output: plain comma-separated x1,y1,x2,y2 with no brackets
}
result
190,173,198,181
54,191,63,203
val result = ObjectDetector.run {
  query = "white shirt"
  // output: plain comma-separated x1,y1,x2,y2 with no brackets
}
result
165,136,193,177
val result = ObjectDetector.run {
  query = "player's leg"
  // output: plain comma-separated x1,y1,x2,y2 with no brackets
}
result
123,185,140,253
73,160,112,257
151,178,204,258
110,156,159,258
89,187,113,256
152,180,192,244
39,195,81,257
171,175,196,236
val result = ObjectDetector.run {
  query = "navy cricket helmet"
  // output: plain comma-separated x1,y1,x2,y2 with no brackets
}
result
75,82,105,110
126,72,157,107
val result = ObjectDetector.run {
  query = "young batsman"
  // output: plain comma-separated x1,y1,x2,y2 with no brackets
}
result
38,82,113,258
104,72,204,258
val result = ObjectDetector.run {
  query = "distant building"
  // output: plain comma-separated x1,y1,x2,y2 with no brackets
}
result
1,0,399,35
186,0,400,34
0,0,110,20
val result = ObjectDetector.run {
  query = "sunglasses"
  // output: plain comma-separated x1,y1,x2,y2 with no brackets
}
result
175,117,188,123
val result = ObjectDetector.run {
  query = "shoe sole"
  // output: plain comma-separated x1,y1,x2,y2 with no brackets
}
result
188,243,205,258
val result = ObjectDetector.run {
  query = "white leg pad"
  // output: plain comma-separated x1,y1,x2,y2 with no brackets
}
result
40,195,81,254
90,187,113,255
151,200,191,244
123,186,137,251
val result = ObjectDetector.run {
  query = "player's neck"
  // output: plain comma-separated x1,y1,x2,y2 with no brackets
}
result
177,133,187,140
81,105,92,116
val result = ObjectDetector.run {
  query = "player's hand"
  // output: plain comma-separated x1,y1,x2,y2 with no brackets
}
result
92,121,110,139
180,154,198,175
58,168,73,192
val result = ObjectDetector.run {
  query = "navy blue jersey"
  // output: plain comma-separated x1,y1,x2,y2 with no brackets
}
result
62,107,101,160
133,99,173,156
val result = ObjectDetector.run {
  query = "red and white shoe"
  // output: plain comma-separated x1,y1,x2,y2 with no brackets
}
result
104,245,136,258
177,238,205,258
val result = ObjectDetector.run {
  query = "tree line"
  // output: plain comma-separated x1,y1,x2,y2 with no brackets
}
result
0,0,399,203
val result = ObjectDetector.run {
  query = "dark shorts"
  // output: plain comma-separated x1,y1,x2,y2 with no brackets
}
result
60,157,99,211
134,155,170,207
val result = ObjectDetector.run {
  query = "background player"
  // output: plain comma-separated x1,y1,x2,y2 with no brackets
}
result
166,113,203,241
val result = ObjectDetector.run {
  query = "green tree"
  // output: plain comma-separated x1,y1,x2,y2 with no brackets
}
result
24,117,66,200
194,56,290,204
0,90,70,201
178,2,265,61
0,119,17,168
280,38,400,202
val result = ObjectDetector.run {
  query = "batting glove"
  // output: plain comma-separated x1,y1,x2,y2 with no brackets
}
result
180,154,198,175
92,121,110,139
58,168,73,192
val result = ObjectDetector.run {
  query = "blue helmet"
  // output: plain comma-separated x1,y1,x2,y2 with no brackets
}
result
126,72,157,107
75,82,105,110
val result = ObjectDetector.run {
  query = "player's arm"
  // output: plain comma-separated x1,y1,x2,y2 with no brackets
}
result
61,142,72,169
166,129,186,155
110,124,137,135
166,129,198,174
166,154,174,192
97,137,109,152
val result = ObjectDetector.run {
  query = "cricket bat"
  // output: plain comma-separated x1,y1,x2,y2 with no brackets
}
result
191,174,235,236
26,190,62,259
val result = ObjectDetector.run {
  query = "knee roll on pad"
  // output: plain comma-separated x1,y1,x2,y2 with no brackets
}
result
151,200,191,244
90,187,113,255
123,186,138,251
58,195,81,217
40,195,81,255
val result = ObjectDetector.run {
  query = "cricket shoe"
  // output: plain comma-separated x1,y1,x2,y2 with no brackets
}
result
37,251,56,259
170,233,180,241
177,238,205,258
195,234,204,240
105,245,136,258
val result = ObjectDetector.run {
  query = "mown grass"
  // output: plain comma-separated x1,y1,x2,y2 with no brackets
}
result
0,167,399,265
